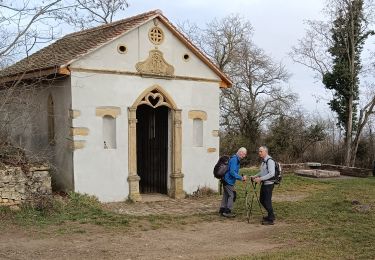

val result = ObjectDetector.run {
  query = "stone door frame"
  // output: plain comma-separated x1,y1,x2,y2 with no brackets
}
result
127,85,184,201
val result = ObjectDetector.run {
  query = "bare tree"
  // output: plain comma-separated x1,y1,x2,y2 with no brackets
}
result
179,14,252,72
290,20,333,78
351,85,375,165
55,0,129,29
0,0,64,68
221,41,296,135
290,0,375,166
0,0,65,165
179,15,297,161
180,15,296,137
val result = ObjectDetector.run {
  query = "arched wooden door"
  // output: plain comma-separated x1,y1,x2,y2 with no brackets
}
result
136,104,169,194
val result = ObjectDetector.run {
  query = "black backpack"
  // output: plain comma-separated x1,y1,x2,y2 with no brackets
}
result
213,155,230,179
266,158,282,184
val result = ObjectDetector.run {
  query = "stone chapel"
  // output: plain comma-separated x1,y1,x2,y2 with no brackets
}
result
0,10,232,202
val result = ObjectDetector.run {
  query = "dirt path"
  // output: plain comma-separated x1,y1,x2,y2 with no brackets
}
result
0,193,300,260
0,220,285,260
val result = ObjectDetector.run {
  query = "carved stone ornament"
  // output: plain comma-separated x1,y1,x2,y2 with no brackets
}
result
139,91,171,108
136,49,174,77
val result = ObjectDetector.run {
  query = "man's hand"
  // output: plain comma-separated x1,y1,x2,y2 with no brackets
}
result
254,177,262,184
242,175,247,182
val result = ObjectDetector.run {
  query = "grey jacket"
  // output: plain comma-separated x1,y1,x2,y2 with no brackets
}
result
255,155,275,185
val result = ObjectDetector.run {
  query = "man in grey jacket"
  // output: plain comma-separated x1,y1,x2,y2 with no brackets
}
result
251,146,276,225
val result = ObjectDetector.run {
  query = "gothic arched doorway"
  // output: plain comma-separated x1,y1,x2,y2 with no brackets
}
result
127,85,184,201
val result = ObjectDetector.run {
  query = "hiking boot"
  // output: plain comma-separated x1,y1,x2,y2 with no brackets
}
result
261,219,274,225
222,212,236,218
219,207,226,214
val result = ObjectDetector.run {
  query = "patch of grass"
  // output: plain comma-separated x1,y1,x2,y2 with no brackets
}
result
187,186,218,198
0,192,131,230
230,174,375,259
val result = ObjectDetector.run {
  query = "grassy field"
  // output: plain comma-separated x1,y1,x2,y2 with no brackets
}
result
0,171,374,259
232,169,375,259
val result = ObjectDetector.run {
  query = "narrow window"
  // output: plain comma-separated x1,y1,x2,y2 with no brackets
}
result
47,94,55,145
103,115,116,149
193,118,203,147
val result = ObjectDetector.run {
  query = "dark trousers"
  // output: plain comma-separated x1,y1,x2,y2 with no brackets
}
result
260,184,275,220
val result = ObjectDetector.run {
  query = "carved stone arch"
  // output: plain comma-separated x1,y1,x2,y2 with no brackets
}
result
127,85,184,202
131,85,177,109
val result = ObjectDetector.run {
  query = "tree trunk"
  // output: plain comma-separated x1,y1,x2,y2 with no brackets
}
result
350,97,375,166
345,3,355,167
350,133,360,167
344,95,353,166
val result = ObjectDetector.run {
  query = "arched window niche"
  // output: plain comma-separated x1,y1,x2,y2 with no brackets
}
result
95,106,121,149
103,115,116,149
188,110,207,147
193,118,203,147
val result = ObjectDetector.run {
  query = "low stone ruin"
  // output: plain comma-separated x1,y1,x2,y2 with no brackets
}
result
294,162,340,178
295,169,340,178
282,162,372,178
0,164,51,206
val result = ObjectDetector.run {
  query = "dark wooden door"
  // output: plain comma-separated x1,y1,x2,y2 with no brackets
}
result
136,105,168,194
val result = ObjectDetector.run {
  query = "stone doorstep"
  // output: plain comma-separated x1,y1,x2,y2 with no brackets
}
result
140,193,171,203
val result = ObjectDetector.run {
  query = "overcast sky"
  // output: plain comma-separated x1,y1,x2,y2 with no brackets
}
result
122,0,332,114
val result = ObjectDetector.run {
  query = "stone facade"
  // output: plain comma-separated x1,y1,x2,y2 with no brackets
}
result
0,164,51,206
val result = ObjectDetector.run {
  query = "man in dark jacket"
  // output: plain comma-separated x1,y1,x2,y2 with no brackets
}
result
219,147,247,218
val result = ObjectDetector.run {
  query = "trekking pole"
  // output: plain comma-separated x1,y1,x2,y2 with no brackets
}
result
251,179,264,217
244,178,254,223
248,183,255,219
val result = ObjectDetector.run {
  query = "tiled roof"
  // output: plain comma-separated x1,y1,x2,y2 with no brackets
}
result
0,10,232,86
0,10,159,78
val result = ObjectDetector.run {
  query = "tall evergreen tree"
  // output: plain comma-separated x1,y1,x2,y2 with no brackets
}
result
322,0,374,166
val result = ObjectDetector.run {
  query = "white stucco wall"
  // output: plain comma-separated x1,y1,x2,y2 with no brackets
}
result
69,19,223,202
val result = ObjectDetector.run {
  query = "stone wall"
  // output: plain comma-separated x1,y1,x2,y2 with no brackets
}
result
0,164,52,206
